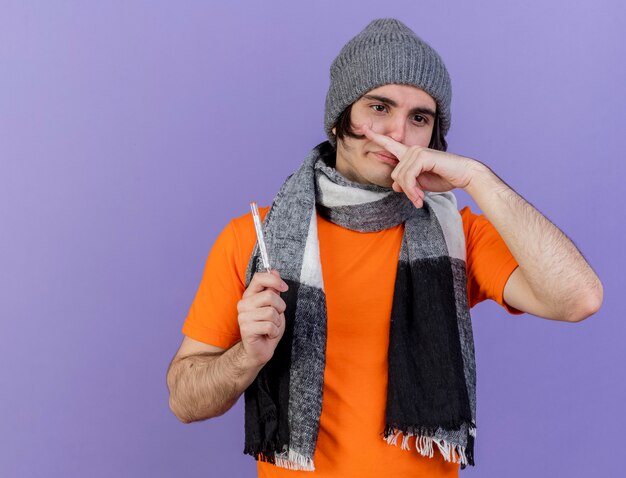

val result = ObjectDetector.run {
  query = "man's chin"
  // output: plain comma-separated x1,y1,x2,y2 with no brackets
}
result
368,176,394,189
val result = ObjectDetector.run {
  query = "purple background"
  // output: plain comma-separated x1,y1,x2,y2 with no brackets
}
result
1,1,624,477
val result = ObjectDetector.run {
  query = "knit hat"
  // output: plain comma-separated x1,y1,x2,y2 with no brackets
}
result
324,18,452,148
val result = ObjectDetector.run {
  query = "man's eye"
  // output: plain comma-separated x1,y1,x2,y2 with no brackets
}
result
413,115,427,124
371,104,387,113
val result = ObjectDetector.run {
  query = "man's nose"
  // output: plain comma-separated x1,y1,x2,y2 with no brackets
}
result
383,118,406,144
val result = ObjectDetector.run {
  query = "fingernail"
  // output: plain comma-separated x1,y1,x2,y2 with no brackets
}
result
282,282,289,291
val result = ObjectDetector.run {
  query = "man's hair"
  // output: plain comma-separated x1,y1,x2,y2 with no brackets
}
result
332,104,448,152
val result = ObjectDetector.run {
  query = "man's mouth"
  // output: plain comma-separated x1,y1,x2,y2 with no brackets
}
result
371,151,399,165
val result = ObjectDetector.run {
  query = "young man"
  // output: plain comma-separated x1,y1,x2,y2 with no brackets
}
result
166,18,602,476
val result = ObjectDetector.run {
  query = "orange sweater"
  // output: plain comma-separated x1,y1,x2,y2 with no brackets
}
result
182,205,522,477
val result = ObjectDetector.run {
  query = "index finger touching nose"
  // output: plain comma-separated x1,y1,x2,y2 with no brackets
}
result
358,124,407,160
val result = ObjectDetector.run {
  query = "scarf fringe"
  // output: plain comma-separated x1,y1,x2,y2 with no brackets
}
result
273,449,315,472
249,448,315,472
384,426,477,467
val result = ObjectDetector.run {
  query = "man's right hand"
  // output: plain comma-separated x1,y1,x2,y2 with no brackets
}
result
237,270,288,368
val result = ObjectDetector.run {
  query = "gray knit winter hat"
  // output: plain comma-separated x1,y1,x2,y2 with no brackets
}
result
324,18,452,148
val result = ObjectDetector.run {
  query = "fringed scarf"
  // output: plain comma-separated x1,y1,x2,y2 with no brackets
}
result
243,141,477,471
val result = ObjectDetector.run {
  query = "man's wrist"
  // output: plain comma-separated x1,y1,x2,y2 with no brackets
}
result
463,160,499,197
232,342,266,376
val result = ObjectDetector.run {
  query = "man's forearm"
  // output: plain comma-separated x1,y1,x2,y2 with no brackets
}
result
167,341,263,423
464,161,603,319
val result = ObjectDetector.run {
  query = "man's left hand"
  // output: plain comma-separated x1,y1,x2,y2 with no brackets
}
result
359,124,482,208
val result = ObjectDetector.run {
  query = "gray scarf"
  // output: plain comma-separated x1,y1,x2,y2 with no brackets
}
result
243,141,477,471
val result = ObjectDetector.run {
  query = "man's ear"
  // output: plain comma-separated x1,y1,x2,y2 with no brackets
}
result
331,127,336,135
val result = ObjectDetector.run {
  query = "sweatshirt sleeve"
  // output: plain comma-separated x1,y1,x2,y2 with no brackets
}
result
461,206,524,315
181,208,269,347
181,219,246,348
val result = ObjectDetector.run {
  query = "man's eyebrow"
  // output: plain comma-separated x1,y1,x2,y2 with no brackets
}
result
362,94,436,118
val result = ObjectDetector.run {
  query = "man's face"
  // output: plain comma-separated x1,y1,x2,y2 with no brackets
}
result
334,84,437,188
